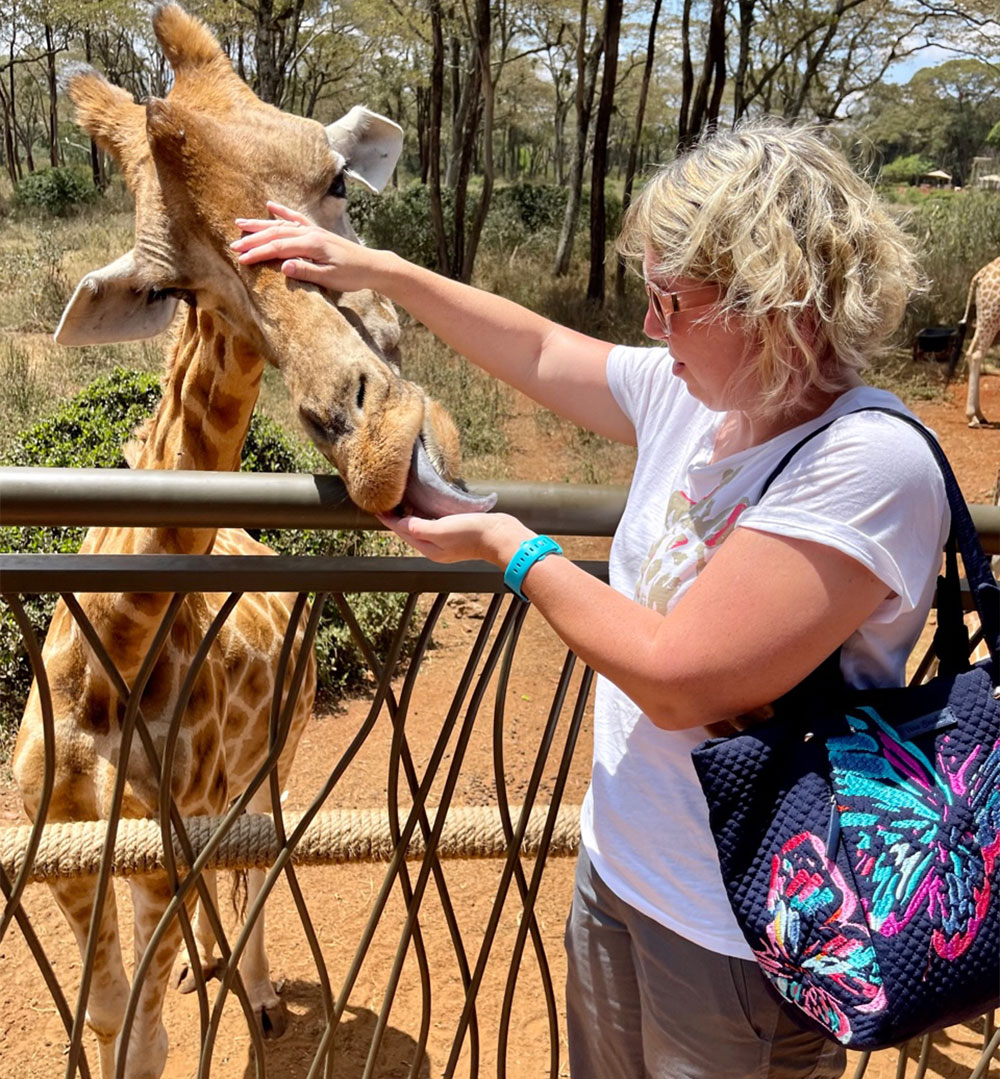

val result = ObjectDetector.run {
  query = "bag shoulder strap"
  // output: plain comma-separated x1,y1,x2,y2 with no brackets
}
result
757,405,999,680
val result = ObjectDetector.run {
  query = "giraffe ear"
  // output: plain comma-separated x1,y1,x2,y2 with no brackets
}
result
54,252,178,345
325,107,403,193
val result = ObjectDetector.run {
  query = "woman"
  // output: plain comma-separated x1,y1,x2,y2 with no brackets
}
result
233,121,948,1078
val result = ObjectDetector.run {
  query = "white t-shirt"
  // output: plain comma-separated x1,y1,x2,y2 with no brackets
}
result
579,344,950,959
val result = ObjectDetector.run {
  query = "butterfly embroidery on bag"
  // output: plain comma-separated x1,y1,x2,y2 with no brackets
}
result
754,705,1000,1042
829,706,1000,959
754,831,886,1042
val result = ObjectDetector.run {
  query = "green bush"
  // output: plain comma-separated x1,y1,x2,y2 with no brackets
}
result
879,153,935,186
14,165,99,215
0,368,410,739
492,182,566,232
2,367,162,469
349,182,444,267
891,190,1000,340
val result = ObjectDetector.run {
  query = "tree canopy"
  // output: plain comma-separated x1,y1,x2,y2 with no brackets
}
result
3,0,998,290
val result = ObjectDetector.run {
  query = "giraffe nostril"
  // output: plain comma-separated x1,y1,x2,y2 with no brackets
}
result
356,374,366,413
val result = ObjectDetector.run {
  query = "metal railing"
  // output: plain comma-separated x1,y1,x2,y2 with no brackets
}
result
0,468,997,1079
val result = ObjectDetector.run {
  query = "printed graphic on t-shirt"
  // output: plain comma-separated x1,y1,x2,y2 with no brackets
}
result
635,466,748,613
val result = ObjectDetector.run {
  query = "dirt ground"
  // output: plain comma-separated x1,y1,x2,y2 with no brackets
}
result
1,371,998,1078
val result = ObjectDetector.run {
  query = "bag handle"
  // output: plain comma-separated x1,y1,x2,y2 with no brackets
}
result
758,406,999,680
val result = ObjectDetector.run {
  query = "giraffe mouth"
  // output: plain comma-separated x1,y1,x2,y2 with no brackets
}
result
394,438,497,519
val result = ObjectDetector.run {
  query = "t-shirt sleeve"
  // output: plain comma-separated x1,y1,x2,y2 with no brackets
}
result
606,344,679,433
737,411,949,613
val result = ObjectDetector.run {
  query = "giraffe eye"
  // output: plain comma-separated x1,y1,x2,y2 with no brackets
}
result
327,172,347,200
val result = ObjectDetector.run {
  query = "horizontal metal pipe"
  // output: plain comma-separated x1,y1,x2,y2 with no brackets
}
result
1,467,997,553
970,505,1000,555
0,554,610,594
0,468,628,536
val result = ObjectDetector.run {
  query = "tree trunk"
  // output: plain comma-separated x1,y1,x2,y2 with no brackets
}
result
450,76,482,278
733,0,756,119
83,30,105,190
445,31,464,186
707,0,727,125
554,0,605,277
4,31,22,182
615,0,662,300
427,0,452,276
254,0,279,103
44,25,60,167
678,0,694,143
253,0,306,107
416,84,430,184
678,0,726,148
553,98,567,186
788,0,847,119
587,0,622,303
21,118,35,173
0,78,18,186
461,0,493,282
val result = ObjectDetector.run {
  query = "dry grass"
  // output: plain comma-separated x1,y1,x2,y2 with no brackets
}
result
0,200,162,458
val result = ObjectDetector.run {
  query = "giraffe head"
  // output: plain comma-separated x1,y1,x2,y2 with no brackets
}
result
53,3,494,516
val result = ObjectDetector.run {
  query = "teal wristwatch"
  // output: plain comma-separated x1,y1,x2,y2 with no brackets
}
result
503,535,563,602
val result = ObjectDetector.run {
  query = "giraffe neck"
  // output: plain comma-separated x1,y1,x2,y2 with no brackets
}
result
138,306,264,476
112,305,265,557
73,308,267,682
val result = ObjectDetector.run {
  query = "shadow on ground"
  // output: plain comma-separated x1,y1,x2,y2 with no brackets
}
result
242,979,433,1079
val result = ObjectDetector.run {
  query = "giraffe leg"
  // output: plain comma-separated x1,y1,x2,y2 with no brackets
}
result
966,355,985,426
237,786,288,1039
173,869,226,993
49,876,130,1079
119,874,195,1079
964,328,991,427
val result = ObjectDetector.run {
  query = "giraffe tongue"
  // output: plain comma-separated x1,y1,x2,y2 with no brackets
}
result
399,439,497,518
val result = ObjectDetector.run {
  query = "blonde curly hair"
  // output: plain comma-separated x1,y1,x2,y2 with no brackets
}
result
617,120,921,418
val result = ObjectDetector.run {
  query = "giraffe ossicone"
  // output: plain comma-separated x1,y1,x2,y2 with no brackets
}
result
13,6,489,1078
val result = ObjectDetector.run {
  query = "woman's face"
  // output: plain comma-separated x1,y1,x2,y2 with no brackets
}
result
643,256,757,412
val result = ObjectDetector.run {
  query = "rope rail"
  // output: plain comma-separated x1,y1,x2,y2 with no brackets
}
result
0,805,582,883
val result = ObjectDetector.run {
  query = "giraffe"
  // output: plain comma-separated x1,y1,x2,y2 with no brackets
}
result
955,255,1000,427
10,6,493,1078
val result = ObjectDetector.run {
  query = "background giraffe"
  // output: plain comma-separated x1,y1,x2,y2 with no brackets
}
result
11,6,492,1079
954,255,1000,427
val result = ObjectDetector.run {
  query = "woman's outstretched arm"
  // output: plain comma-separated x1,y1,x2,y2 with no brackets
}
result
233,202,636,444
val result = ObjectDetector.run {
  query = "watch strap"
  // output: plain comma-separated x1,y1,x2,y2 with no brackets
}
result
503,535,563,602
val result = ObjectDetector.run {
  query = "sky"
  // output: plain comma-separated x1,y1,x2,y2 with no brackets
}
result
885,43,959,83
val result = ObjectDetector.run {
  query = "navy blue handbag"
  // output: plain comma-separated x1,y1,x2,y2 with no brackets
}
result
691,408,1000,1051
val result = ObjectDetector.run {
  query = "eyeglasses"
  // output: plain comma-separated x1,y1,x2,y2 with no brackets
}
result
644,280,721,336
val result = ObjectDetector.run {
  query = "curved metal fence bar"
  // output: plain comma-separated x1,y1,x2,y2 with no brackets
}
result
0,470,997,1079
0,593,57,938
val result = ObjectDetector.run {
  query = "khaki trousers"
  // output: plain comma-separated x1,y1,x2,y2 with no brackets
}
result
564,847,847,1079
